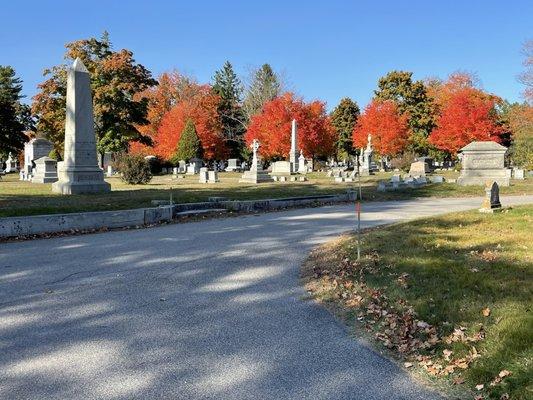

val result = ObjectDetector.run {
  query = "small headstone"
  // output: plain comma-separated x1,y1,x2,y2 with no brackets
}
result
106,165,113,177
298,176,307,182
513,168,524,180
178,160,187,173
430,175,444,183
225,158,241,172
390,174,401,183
479,181,502,213
198,167,208,183
208,170,219,183
409,161,429,177
271,161,292,175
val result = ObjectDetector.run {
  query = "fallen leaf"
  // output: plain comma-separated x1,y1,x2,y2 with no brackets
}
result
482,307,491,317
404,362,413,368
475,384,484,391
498,370,511,378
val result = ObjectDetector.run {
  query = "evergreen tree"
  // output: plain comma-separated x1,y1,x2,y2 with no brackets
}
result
173,119,203,162
243,64,281,121
212,61,245,157
374,71,435,155
330,97,360,158
0,66,32,157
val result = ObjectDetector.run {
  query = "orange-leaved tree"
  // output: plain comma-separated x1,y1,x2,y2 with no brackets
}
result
244,92,336,160
352,99,410,156
155,85,227,161
130,71,199,155
428,88,505,154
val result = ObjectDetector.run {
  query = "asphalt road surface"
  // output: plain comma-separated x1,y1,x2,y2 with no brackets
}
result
2,196,532,399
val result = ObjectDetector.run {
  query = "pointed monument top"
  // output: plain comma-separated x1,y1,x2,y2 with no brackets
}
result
72,58,89,73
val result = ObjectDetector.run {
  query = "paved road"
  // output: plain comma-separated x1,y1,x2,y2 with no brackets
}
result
1,196,532,400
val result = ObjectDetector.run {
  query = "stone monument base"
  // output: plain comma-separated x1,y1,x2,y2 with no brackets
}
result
239,170,274,184
52,164,111,194
457,170,509,187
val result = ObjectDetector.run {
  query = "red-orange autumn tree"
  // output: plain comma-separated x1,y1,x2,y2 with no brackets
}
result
352,100,410,156
428,88,505,154
245,92,336,160
130,71,198,155
155,85,227,161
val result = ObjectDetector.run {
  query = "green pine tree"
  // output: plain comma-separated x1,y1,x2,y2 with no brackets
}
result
243,64,281,121
331,97,360,159
212,61,246,157
0,66,32,158
374,70,435,155
173,119,203,163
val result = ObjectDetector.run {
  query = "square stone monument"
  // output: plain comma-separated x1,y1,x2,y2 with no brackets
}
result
24,138,53,176
52,59,110,194
457,141,509,186
31,156,58,183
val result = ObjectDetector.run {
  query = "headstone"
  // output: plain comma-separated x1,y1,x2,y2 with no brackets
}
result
513,168,524,180
298,151,307,174
178,160,187,173
225,158,241,172
5,152,18,173
24,138,53,176
377,181,387,192
409,161,429,177
31,156,58,183
172,167,178,175
390,174,401,183
289,119,298,173
106,165,113,177
479,181,502,213
360,134,374,176
430,175,444,183
208,170,219,183
239,139,273,183
457,141,509,186
271,161,292,175
52,58,110,194
19,171,25,180
198,167,209,183
187,158,202,175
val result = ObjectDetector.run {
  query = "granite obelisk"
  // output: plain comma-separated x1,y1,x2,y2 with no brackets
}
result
52,58,111,194
289,119,298,173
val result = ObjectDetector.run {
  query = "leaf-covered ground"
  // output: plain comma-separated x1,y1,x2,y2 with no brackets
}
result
302,205,533,400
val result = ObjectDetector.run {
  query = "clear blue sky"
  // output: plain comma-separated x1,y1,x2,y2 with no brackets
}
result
1,0,531,110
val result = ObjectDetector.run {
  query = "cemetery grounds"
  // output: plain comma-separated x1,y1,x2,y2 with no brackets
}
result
1,171,532,218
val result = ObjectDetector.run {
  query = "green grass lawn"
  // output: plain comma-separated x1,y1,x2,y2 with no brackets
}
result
303,205,533,399
0,170,531,217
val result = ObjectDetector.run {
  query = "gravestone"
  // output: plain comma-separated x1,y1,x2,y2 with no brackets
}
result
457,141,509,186
239,139,273,183
289,119,298,173
208,170,219,183
24,138,53,176
409,161,429,177
52,59,110,194
106,165,114,177
31,156,58,183
187,158,202,175
298,152,306,174
178,160,187,173
198,167,209,183
360,134,374,176
271,161,292,175
513,168,524,180
225,158,241,172
5,152,18,173
479,181,502,213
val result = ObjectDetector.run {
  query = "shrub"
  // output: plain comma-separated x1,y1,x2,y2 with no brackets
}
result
390,152,415,171
117,154,152,184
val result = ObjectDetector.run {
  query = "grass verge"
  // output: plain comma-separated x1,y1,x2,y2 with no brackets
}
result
1,172,531,217
302,205,533,400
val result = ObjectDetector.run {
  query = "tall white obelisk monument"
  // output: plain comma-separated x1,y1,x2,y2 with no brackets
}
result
289,119,298,173
52,58,111,194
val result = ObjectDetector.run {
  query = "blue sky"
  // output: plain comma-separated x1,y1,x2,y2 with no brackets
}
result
1,0,531,110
